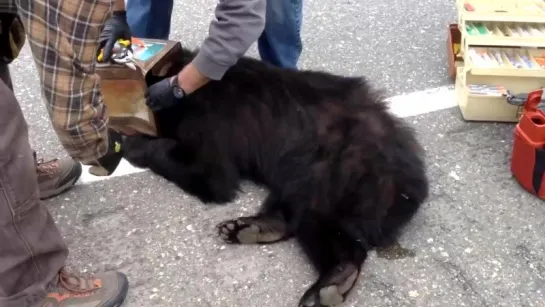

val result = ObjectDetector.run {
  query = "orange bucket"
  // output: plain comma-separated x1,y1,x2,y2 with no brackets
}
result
510,88,545,200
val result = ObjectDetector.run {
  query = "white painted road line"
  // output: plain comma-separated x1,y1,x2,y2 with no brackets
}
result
79,159,146,184
77,85,458,185
387,85,456,118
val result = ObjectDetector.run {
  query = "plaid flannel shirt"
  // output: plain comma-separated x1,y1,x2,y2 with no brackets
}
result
0,0,113,164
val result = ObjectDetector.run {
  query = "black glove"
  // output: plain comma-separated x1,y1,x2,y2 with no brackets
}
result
88,128,125,176
145,76,185,112
98,11,132,62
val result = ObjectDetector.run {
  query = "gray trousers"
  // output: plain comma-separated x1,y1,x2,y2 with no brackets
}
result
0,63,68,307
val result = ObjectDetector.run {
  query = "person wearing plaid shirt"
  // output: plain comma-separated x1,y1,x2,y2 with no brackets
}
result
1,0,269,305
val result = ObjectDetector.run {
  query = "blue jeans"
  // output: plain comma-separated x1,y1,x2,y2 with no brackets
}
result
125,0,174,41
126,0,303,69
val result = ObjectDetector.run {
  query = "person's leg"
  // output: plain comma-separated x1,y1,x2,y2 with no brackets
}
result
0,61,68,306
0,39,83,201
258,0,303,69
126,0,174,39
0,62,128,307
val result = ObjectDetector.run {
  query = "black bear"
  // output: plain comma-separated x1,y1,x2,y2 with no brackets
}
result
122,47,429,307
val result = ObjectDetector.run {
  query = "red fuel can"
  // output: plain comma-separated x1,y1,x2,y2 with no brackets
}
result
510,88,545,200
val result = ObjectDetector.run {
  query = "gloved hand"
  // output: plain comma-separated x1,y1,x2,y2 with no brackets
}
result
88,128,125,176
98,11,132,62
145,76,184,112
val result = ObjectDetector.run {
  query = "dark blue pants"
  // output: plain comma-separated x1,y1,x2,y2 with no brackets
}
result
126,0,303,69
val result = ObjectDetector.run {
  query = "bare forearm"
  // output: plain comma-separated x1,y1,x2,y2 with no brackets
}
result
16,0,113,164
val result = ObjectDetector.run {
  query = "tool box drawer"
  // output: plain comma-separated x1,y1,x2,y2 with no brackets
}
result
456,73,522,122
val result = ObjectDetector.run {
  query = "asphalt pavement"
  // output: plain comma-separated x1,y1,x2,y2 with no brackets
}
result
7,0,545,306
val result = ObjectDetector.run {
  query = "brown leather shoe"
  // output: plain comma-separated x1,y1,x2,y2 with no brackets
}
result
40,268,129,307
35,152,82,200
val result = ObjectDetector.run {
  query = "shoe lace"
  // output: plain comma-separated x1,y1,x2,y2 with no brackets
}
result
55,268,101,295
36,158,59,176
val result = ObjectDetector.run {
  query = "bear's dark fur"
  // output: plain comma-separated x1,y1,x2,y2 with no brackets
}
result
122,47,429,306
